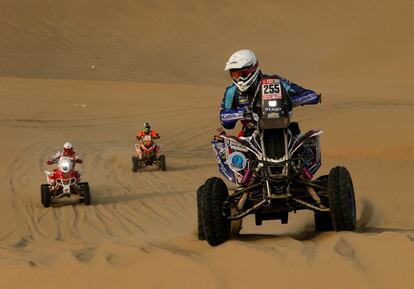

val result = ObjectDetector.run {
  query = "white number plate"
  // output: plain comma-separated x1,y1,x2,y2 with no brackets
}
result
261,79,282,100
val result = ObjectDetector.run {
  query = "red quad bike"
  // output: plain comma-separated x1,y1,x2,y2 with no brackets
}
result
132,135,166,172
197,83,356,246
41,157,91,208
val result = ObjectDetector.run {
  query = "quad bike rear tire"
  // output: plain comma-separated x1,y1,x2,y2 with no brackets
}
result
131,156,139,172
80,182,91,205
41,184,51,208
159,155,166,171
196,185,205,240
327,166,356,231
199,177,230,246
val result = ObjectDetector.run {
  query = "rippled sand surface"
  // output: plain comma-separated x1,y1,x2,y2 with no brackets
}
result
0,1,413,288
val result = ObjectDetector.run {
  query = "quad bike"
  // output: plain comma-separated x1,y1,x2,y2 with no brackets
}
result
197,80,356,246
41,157,91,207
132,134,166,172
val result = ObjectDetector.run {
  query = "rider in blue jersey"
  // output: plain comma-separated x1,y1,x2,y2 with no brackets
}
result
220,49,321,136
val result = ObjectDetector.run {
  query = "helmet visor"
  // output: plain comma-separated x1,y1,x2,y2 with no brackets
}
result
229,63,258,81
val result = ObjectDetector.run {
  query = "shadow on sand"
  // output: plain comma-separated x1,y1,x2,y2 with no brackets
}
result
232,199,414,243
92,190,192,205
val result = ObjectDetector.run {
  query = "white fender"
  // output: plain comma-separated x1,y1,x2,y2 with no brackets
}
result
290,130,323,156
309,130,323,137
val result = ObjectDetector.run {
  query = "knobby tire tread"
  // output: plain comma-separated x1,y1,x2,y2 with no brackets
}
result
328,166,356,231
196,185,205,240
201,177,230,246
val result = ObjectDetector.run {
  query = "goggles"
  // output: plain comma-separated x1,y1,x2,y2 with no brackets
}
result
229,63,258,81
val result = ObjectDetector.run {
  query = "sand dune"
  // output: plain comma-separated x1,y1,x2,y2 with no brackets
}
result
0,1,413,289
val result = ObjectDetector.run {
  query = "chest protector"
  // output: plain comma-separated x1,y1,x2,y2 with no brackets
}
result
257,76,292,129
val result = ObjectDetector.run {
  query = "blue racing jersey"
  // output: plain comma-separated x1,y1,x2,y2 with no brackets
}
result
220,73,321,129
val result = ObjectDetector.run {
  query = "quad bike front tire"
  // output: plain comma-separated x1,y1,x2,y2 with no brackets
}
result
327,166,356,231
159,155,166,171
131,156,139,172
314,175,334,231
79,182,91,205
41,184,51,208
200,177,230,246
196,185,205,240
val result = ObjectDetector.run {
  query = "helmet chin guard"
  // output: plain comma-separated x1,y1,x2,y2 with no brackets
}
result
233,68,260,92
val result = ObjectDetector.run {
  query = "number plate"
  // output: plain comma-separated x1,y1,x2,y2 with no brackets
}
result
261,79,282,100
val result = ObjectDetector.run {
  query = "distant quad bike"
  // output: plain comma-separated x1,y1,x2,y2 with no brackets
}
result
132,134,166,172
41,157,91,208
197,83,356,246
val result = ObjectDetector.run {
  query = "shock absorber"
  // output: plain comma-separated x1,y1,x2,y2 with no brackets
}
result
241,168,253,186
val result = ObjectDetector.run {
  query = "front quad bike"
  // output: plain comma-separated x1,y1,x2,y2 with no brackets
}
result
40,179,91,208
132,135,166,172
198,80,356,246
41,157,91,207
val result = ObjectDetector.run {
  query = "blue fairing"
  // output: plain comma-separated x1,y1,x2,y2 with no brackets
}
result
218,162,236,183
211,140,236,183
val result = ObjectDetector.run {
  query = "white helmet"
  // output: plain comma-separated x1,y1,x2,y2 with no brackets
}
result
63,142,73,150
224,49,260,92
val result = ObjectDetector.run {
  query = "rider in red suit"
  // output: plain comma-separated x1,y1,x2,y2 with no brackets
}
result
136,122,160,140
136,122,160,159
46,142,82,185
47,142,83,165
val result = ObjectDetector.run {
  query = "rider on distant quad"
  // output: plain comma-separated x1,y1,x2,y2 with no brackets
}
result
136,122,160,159
46,142,82,185
220,49,321,137
136,122,160,140
47,142,83,165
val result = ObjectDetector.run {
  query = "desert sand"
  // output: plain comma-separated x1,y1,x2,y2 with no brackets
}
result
0,1,413,288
